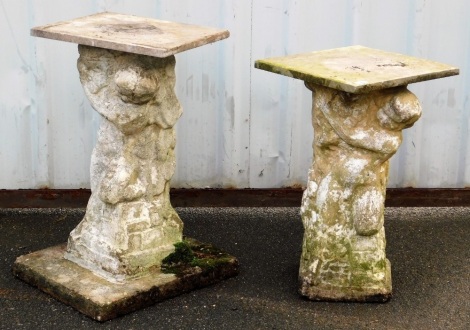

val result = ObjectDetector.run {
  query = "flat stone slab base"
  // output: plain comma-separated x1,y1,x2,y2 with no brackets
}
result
12,239,239,321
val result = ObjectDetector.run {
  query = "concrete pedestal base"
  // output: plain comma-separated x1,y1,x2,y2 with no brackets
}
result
299,259,392,302
12,240,238,322
18,14,236,321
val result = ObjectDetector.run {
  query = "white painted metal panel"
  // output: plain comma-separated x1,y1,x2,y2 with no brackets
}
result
0,0,468,189
155,0,252,188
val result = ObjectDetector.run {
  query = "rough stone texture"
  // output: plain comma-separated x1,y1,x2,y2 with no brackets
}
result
299,83,422,301
64,45,183,283
13,240,239,322
255,47,458,302
255,45,459,93
30,12,229,58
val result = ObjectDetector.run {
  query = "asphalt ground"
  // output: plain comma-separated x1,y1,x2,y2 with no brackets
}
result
1,207,469,330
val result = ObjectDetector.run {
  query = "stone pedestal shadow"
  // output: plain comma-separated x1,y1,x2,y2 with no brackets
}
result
13,12,237,321
255,46,458,302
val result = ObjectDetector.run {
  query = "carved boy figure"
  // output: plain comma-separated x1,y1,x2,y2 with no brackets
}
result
299,83,421,301
65,45,183,282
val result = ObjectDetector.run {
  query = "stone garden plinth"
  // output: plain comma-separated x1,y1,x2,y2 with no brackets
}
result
255,46,458,302
13,12,238,321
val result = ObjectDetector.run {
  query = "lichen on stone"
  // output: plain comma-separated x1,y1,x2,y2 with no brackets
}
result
299,83,421,301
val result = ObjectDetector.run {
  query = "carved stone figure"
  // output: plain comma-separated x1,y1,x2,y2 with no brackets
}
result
254,45,457,302
13,14,236,320
299,83,421,300
65,45,183,282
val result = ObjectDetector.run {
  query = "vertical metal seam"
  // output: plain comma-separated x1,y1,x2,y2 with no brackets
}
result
248,0,254,187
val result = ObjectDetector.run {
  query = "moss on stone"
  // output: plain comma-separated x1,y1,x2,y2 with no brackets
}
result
161,238,236,277
162,241,195,265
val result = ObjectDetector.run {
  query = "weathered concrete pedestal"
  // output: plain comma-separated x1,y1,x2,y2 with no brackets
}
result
13,13,237,321
255,46,458,302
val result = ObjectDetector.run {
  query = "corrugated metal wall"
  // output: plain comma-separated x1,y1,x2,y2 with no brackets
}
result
1,0,468,189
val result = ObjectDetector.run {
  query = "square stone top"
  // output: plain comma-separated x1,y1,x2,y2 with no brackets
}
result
255,46,459,93
31,12,229,58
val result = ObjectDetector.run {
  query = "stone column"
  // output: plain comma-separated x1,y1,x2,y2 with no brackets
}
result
299,83,421,301
255,45,458,302
65,45,183,282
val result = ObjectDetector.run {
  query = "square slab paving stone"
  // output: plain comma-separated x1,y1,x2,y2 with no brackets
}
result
30,12,229,57
12,239,239,322
255,45,459,93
